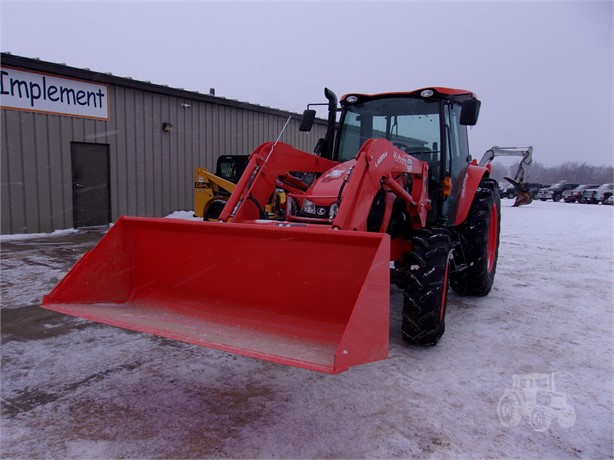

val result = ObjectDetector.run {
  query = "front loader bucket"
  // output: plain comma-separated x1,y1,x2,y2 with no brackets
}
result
42,217,390,374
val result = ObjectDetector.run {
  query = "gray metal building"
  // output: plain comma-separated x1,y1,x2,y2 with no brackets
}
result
1,53,326,234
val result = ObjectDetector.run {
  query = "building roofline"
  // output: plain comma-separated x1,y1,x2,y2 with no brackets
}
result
1,52,318,122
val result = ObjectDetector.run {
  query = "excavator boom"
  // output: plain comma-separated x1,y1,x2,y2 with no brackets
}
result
479,146,534,206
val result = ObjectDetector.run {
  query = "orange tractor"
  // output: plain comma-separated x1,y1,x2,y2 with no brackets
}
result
43,87,500,374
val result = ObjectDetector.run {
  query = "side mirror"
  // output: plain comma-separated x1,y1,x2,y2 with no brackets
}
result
460,99,481,126
299,109,316,132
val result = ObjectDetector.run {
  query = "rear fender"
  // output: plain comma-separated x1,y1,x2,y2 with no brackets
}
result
453,162,490,226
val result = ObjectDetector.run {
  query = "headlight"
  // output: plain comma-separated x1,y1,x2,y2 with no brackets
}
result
302,199,316,215
329,203,339,219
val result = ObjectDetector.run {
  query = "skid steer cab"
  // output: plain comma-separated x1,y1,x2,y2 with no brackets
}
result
43,87,501,374
193,155,248,220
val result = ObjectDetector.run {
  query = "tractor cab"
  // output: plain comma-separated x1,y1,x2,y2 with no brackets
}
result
302,88,480,225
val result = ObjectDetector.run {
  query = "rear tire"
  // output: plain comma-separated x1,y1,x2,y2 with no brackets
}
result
498,392,522,427
451,177,501,296
401,228,451,345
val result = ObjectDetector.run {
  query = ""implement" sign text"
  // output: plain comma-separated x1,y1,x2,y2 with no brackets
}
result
0,66,109,120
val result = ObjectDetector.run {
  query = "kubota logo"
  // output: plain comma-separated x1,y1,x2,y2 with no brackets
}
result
375,151,388,168
393,151,412,170
497,373,576,432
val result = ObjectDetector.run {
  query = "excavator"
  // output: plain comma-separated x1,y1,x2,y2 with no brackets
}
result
479,146,534,207
43,87,503,374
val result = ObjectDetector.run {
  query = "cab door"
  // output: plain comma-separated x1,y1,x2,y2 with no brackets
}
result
444,102,471,224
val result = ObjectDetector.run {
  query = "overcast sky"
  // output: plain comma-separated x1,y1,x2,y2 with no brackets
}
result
1,0,612,166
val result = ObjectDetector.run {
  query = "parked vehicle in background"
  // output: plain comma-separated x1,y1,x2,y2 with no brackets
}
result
500,183,545,199
526,183,547,199
582,184,614,204
499,183,516,199
537,182,580,202
563,184,599,203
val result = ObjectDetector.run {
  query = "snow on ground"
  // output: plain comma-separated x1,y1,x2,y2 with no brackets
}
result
0,228,79,242
0,229,106,313
1,200,612,458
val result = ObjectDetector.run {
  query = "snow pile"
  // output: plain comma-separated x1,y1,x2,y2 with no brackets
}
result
164,210,202,221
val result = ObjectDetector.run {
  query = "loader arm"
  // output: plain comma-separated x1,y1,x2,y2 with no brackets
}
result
219,142,338,222
222,138,430,233
330,138,430,231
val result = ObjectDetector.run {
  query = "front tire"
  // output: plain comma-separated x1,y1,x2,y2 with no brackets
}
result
529,405,552,432
451,177,501,296
203,199,227,221
401,228,451,345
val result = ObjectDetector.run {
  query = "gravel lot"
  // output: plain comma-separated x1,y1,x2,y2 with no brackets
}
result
1,201,613,459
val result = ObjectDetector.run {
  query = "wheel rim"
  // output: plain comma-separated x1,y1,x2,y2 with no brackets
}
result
487,203,498,273
498,394,521,426
530,406,551,432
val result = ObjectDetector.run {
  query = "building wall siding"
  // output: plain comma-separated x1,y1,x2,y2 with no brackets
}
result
1,64,327,234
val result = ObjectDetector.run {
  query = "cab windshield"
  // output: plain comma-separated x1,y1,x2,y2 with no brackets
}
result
336,97,441,163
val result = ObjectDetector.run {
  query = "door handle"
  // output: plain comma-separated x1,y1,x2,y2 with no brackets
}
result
74,183,84,189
